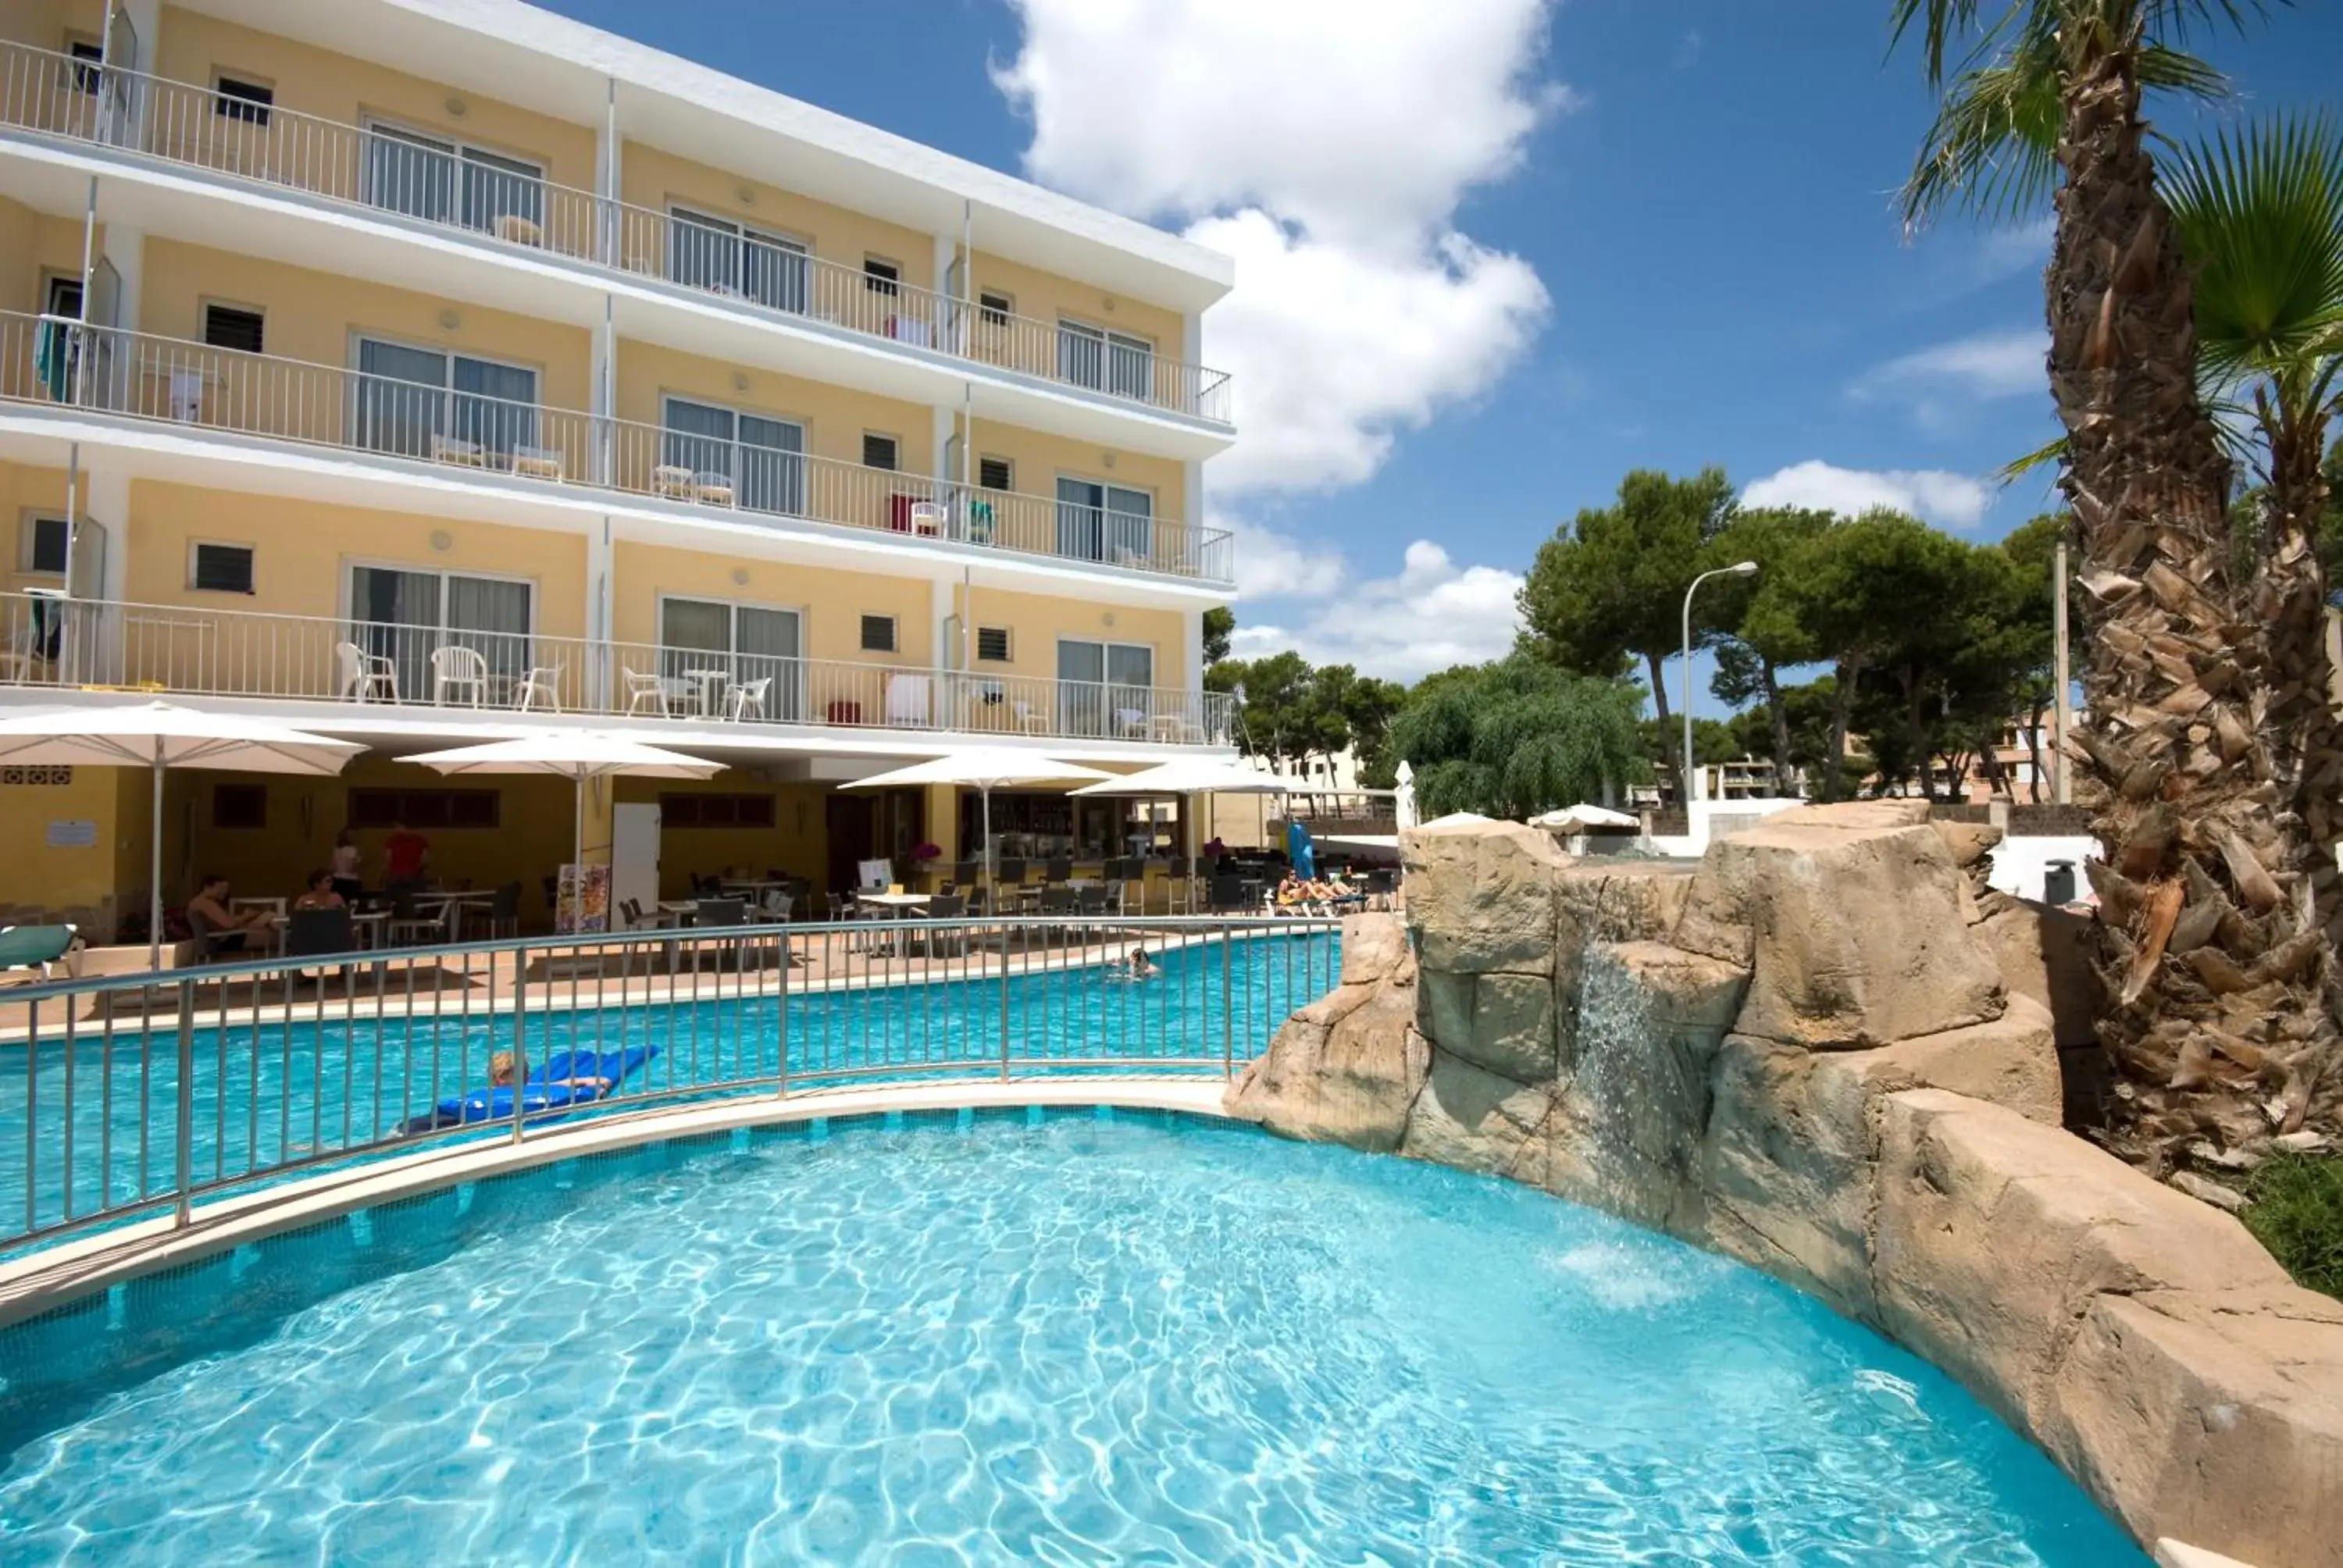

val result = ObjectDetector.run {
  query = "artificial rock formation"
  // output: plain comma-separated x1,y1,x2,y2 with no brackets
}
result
1227,805,2343,1568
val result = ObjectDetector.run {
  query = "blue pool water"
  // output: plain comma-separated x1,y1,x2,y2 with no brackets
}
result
0,932,1337,1242
0,1114,2142,1564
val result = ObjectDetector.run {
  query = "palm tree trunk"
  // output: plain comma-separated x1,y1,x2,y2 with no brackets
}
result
2049,27,2338,1156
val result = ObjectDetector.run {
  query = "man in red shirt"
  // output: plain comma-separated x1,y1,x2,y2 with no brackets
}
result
382,821,430,894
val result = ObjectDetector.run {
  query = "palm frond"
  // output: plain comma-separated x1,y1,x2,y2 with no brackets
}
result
1996,433,2070,484
2167,112,2343,397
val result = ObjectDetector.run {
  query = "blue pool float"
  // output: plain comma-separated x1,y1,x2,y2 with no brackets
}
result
397,1046,658,1135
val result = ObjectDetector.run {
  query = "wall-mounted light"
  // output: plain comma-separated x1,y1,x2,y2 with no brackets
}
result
1100,452,1116,469
437,308,462,331
445,96,468,119
731,371,751,392
1102,611,1117,628
731,568,749,586
1102,296,1116,314
736,184,755,205
430,530,454,552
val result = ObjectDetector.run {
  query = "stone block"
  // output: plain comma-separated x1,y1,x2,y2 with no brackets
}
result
1400,1047,1557,1181
1838,995,2062,1126
1401,820,1564,975
1974,893,2102,1049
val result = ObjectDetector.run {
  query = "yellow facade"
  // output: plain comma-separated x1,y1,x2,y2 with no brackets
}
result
620,143,936,295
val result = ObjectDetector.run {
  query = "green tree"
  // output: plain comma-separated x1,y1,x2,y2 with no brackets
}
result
1219,651,1314,772
1517,468,1736,775
1386,655,1645,820
1897,0,2339,1156
1703,507,1831,796
1201,605,1235,665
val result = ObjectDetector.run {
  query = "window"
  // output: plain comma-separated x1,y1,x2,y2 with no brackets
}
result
19,515,70,576
661,397,804,515
190,542,255,594
975,625,1012,662
212,783,268,830
667,207,808,312
44,275,82,320
67,39,103,94
862,257,900,295
347,565,533,700
348,789,501,830
1057,319,1156,402
977,455,1012,491
658,597,802,719
861,433,898,472
202,304,265,355
213,76,273,127
659,793,776,829
354,337,539,462
979,290,1013,327
363,123,544,237
1054,477,1154,564
860,615,897,654
1057,638,1155,736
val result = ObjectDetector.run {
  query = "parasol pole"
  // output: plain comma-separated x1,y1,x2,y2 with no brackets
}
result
149,738,164,974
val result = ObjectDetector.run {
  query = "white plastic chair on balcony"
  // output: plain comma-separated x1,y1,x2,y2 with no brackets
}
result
335,641,398,703
725,676,771,722
1011,700,1049,734
430,645,490,707
511,665,562,713
1114,707,1150,739
623,667,671,716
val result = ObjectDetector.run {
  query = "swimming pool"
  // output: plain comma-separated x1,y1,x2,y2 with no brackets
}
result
0,1111,2142,1563
0,929,1338,1245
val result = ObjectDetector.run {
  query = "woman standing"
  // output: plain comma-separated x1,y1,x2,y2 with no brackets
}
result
330,829,362,903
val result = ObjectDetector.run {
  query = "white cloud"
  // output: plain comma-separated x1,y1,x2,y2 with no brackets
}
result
1853,327,2045,406
1741,460,1995,529
1211,503,1346,600
1228,541,1523,681
994,0,1559,503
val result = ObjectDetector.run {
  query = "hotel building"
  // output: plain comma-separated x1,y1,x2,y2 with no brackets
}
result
0,0,1237,931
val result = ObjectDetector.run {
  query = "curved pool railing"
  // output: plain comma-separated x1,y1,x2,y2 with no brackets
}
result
0,915,1343,1260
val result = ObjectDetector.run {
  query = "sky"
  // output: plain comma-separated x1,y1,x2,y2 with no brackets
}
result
535,0,2343,698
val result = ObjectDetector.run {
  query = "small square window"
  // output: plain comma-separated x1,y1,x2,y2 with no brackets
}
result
861,433,898,472
860,615,897,654
202,305,265,354
978,290,1012,326
190,542,255,593
863,258,900,295
975,626,1011,662
212,782,267,830
20,515,70,576
214,76,273,127
67,40,102,94
977,456,1011,491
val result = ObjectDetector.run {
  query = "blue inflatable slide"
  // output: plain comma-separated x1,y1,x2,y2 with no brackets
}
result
398,1045,658,1135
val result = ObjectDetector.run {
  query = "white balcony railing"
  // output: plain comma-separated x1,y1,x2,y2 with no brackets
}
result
0,312,1235,583
0,593,1236,747
0,40,1234,425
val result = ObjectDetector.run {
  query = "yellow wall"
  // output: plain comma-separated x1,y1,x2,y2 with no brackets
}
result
610,774,836,899
0,764,136,935
139,237,594,413
153,8,598,196
615,339,929,476
612,539,934,668
969,248,1186,363
0,459,73,598
2,1,104,54
621,143,936,294
123,480,588,633
0,197,98,319
956,582,1186,690
957,420,1184,529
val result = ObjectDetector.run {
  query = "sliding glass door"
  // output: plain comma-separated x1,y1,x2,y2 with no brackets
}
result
668,208,810,314
1054,479,1153,565
354,339,539,464
364,124,544,237
1057,320,1156,402
349,566,533,701
661,398,805,515
659,598,804,720
1057,639,1154,736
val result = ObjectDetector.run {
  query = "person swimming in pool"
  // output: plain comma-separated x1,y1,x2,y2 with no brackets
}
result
488,1049,612,1092
1125,948,1159,981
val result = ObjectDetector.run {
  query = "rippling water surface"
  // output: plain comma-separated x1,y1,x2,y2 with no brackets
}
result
0,1114,2142,1564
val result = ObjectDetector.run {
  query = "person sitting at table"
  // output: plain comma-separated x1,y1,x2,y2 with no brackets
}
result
488,1049,612,1093
292,868,345,912
187,874,275,953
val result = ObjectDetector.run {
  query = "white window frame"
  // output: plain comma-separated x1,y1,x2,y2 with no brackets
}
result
654,592,808,651
186,538,257,595
347,330,545,457
1057,315,1157,400
337,558,538,629
665,203,811,304
1055,636,1157,685
198,298,268,354
16,511,70,576
359,115,547,228
210,69,276,126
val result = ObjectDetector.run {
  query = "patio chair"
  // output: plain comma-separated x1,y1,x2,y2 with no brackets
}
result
622,667,670,716
686,897,758,970
384,896,460,950
0,923,78,983
187,906,280,961
1206,876,1252,915
511,665,562,712
510,443,564,479
335,640,398,702
1114,707,1149,739
482,882,522,939
1363,868,1399,911
430,433,487,467
1011,700,1048,734
1043,856,1072,885
916,893,967,957
430,644,490,707
284,907,354,961
725,676,771,722
1075,885,1112,922
1035,886,1077,942
652,464,697,499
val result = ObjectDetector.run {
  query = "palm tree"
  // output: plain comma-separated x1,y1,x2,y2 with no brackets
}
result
1894,1,2338,1160
2165,116,2343,943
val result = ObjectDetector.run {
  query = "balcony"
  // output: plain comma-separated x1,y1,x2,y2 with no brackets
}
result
0,41,1233,426
0,593,1236,749
0,312,1236,583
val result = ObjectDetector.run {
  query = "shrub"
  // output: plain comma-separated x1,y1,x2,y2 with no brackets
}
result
2242,1153,2343,1300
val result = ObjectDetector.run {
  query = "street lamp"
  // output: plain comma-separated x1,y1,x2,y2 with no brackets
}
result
1681,561,1759,811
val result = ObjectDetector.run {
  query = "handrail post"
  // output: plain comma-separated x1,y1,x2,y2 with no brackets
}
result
997,925,1011,1083
774,926,790,1099
1221,925,1234,1079
173,981,194,1227
509,943,528,1144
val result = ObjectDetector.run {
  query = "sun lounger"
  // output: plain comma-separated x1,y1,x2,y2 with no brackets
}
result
0,923,79,983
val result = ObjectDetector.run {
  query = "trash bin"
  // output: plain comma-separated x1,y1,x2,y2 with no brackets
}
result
2042,860,2077,905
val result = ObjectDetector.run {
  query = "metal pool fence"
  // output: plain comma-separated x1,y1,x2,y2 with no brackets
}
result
0,915,1342,1256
